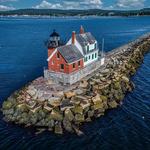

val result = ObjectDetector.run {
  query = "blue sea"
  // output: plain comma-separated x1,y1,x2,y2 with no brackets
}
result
0,16,150,150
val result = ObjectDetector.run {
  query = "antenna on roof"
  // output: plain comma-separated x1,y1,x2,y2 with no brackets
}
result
102,38,105,58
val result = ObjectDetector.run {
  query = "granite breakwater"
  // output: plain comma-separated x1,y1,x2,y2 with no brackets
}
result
1,33,150,135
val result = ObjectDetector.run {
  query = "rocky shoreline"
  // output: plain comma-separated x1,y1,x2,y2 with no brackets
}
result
2,34,150,135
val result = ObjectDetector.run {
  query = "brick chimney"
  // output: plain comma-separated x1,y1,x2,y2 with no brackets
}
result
80,25,84,34
72,31,76,45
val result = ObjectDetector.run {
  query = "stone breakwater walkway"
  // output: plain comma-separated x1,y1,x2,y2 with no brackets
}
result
2,33,150,135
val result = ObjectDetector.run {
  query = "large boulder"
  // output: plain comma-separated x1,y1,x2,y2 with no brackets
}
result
29,114,38,125
43,103,53,112
38,109,46,119
93,85,99,91
108,101,118,109
19,112,29,124
72,105,83,115
54,122,63,134
63,119,73,132
49,110,63,121
101,69,110,75
114,81,121,90
91,102,104,111
16,104,29,113
60,100,74,111
64,91,76,99
27,88,37,97
75,114,85,122
100,95,108,102
71,95,88,105
64,109,74,121
73,89,84,95
27,100,37,109
80,100,90,110
121,76,129,83
30,105,41,113
79,80,88,88
48,97,61,107
72,125,84,136
88,110,94,118
47,119,55,128
2,101,13,110
3,108,14,115
70,97,81,105
92,94,102,104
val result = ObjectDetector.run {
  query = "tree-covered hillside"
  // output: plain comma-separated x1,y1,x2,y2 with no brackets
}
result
0,8,150,16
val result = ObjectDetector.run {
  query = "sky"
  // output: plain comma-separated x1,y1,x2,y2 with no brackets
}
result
0,0,149,11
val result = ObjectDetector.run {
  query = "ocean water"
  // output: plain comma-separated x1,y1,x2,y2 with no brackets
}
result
0,16,150,150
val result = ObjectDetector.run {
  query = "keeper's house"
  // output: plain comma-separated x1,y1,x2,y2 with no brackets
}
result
44,26,103,84
67,26,99,66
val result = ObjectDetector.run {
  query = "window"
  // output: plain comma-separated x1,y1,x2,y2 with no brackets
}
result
78,61,81,66
95,53,97,58
57,53,60,59
89,55,91,60
92,54,94,59
73,63,76,68
87,45,89,52
84,57,88,62
60,64,64,70
95,43,97,49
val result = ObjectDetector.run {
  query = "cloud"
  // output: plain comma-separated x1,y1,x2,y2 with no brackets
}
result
0,4,14,11
116,0,145,9
63,0,103,9
33,0,103,10
33,0,63,9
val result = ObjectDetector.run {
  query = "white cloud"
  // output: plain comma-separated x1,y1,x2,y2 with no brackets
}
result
81,0,102,5
0,4,14,11
33,0,63,9
116,0,145,9
33,0,103,10
79,0,103,9
33,0,145,10
65,0,103,9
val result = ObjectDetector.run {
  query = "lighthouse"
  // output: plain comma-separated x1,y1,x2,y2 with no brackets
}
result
48,29,61,48
45,26,105,85
47,30,62,59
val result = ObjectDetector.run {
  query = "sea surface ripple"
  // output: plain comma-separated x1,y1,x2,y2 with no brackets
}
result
0,16,150,150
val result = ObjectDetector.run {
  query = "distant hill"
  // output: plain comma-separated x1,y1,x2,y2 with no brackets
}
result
0,8,150,17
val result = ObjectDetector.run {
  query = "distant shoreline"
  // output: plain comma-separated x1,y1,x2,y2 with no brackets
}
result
0,8,150,18
0,15,150,19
